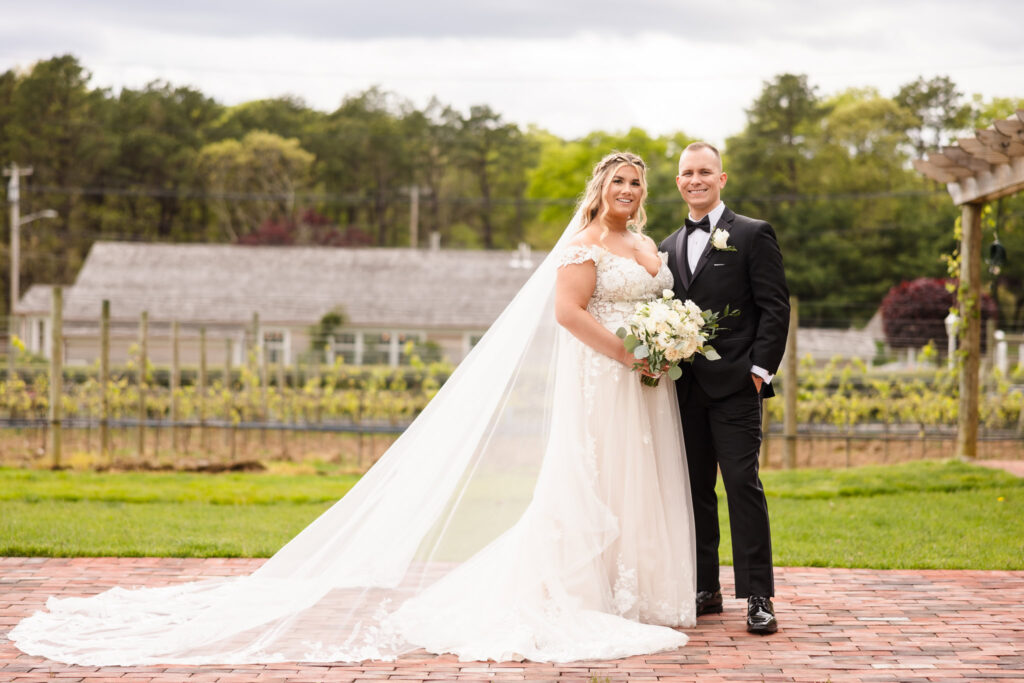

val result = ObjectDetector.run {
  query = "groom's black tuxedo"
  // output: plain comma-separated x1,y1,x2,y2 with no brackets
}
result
661,206,790,400
660,205,789,599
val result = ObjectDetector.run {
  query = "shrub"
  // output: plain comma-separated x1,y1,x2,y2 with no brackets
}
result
881,278,998,350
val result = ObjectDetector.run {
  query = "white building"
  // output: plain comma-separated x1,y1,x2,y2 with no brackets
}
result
16,241,543,367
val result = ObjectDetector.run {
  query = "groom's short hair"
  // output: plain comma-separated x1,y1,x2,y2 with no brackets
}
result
679,142,722,173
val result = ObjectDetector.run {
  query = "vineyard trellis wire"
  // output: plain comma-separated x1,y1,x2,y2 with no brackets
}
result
2,292,1023,471
0,348,1021,471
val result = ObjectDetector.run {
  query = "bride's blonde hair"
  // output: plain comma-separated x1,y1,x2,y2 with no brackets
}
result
576,151,649,240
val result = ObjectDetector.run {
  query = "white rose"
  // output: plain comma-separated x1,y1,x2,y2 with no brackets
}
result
679,320,699,339
681,337,700,358
712,229,730,250
662,289,675,300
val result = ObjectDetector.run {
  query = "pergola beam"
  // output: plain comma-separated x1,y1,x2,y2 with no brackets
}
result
913,111,1024,461
947,156,1024,205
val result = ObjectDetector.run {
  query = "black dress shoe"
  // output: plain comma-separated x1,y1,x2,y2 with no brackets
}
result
696,589,723,616
746,596,777,634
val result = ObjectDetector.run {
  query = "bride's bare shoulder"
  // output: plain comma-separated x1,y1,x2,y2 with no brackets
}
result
567,223,602,248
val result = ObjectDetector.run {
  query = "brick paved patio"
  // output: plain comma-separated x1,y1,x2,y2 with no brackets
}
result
1,558,1022,682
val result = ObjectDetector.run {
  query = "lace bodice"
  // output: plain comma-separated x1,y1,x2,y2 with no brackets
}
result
557,245,674,329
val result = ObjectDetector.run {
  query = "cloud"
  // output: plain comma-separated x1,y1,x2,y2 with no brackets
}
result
1,0,1021,144
14,0,1020,43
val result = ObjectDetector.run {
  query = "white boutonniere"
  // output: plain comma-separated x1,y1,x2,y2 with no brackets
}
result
711,228,737,252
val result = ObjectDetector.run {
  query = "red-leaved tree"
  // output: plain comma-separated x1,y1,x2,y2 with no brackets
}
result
881,277,998,350
237,210,374,247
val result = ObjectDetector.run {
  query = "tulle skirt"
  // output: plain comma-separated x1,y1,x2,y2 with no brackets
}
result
10,330,695,664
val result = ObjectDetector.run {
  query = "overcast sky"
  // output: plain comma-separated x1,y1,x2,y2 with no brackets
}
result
2,1,1022,146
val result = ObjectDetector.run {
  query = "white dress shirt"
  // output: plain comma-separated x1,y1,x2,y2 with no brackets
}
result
686,202,726,273
686,202,772,385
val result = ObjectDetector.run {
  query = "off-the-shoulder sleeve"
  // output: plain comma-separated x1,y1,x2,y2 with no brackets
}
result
556,244,599,268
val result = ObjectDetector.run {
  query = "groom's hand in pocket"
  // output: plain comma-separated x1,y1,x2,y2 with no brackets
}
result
751,374,763,393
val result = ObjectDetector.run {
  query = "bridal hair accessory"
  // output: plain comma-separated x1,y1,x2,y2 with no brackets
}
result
616,290,738,387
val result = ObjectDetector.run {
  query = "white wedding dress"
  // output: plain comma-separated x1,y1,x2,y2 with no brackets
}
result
9,238,696,665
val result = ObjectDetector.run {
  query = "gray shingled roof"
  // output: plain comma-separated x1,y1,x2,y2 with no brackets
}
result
19,242,545,329
18,284,55,314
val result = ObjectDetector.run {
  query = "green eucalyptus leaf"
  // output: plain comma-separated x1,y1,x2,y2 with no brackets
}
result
634,345,650,359
668,365,683,380
703,346,721,361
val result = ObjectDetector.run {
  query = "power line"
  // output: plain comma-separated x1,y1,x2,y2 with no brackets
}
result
20,183,948,205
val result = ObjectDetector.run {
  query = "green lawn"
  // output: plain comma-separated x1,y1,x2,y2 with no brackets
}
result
1,460,1022,568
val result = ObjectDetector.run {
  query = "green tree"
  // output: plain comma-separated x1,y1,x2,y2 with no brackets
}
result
725,74,832,321
305,88,410,246
210,96,320,144
198,131,315,241
399,98,459,247
452,105,536,249
108,81,224,240
526,127,693,247
0,55,115,307
894,76,974,157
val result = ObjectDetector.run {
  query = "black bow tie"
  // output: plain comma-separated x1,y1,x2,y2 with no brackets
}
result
685,216,711,235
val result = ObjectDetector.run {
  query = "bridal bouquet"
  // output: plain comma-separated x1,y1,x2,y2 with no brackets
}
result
616,289,737,387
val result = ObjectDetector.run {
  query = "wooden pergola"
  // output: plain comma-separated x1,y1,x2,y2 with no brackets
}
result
913,110,1024,459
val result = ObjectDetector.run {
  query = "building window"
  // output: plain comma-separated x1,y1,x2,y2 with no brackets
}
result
463,331,486,359
330,332,359,365
263,330,288,364
396,332,424,365
337,330,426,366
362,332,392,366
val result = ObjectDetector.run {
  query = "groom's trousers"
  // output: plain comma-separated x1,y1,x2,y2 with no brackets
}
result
678,375,774,598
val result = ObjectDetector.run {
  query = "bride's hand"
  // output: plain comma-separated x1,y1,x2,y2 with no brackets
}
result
632,357,668,378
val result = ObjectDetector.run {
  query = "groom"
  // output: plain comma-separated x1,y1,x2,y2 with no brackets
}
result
660,142,790,634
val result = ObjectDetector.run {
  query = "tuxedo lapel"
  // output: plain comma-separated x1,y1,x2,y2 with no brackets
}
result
667,228,692,290
676,228,691,290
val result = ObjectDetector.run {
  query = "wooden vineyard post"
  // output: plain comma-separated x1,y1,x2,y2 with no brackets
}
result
100,300,110,462
48,287,63,468
137,311,148,460
277,355,288,460
783,297,798,470
225,337,234,458
171,320,180,455
199,326,207,453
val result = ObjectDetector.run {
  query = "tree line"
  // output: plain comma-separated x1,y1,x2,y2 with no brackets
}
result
1,55,1021,328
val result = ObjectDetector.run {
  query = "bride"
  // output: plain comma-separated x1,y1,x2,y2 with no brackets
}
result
10,151,696,665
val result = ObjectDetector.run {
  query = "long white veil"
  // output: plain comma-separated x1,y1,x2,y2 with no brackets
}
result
9,210,607,665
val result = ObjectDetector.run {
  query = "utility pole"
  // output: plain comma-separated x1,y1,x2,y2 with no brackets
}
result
5,163,32,378
4,163,56,374
5,163,33,318
403,185,432,248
